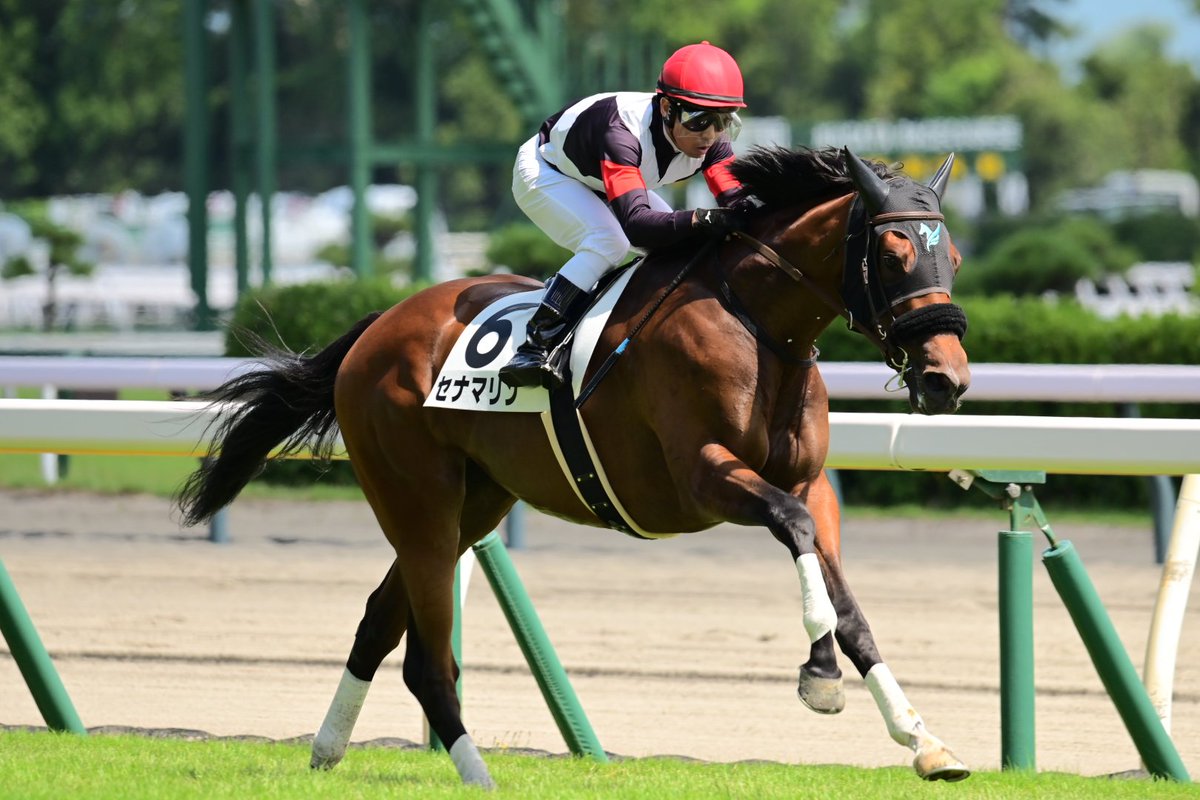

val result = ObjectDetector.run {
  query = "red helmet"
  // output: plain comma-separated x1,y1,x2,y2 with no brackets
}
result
657,41,746,109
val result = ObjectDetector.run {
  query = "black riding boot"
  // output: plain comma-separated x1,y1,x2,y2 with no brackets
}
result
499,275,593,390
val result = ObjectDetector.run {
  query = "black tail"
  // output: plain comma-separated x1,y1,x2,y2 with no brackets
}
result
175,312,383,526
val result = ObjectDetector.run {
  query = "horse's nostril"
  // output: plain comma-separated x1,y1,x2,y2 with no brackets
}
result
923,371,956,398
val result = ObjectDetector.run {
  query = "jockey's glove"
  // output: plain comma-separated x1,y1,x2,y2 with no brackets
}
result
693,207,747,237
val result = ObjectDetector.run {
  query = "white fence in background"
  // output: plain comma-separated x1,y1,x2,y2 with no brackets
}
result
5,357,1200,403
0,399,1198,477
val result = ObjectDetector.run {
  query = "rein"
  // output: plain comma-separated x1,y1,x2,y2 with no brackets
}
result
731,198,966,378
575,193,966,410
574,238,718,409
731,228,890,353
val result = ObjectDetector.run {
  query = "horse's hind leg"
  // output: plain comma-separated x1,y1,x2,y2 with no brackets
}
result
311,558,409,769
351,436,496,788
807,471,969,781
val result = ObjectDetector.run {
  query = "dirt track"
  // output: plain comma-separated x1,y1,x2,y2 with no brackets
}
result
1,487,1198,776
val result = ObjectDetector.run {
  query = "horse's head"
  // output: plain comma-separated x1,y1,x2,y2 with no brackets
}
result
843,149,970,415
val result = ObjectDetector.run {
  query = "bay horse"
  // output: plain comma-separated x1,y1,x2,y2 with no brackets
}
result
176,146,972,787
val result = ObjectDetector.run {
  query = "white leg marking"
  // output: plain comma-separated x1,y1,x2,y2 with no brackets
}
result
449,734,496,789
311,668,371,769
865,663,929,749
796,553,837,643
866,663,969,780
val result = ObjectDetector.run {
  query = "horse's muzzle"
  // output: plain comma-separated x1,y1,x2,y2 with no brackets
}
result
910,367,969,415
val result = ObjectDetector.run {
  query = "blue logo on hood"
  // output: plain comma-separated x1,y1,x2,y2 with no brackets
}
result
919,222,942,252
921,220,940,251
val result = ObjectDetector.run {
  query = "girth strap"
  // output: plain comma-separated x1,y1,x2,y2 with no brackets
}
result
547,381,648,538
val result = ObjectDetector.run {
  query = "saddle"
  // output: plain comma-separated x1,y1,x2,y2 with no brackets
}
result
425,262,666,538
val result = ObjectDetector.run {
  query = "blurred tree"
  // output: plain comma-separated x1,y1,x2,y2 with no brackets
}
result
0,0,1196,242
0,2,187,196
1,203,93,330
484,222,571,279
1111,212,1200,263
1077,25,1196,170
855,0,1024,118
0,0,47,189
956,214,1135,296
993,56,1129,206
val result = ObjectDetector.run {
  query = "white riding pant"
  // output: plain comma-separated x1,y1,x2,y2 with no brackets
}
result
512,135,674,292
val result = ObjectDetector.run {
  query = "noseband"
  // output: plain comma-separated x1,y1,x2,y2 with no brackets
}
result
732,194,967,368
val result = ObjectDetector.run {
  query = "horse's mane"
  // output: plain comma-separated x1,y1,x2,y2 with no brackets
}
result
729,146,898,210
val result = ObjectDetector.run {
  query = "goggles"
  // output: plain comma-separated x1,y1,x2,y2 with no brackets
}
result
674,104,742,139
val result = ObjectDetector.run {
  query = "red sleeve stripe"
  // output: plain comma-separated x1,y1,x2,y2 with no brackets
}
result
704,157,742,197
601,161,647,201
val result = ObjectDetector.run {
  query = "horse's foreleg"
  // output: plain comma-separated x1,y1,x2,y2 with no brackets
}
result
690,445,839,666
797,472,846,714
809,472,970,781
312,559,409,770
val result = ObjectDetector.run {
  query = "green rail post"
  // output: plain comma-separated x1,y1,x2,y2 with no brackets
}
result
184,0,213,330
472,532,607,761
346,0,374,278
229,0,252,296
998,531,1035,770
950,469,1046,771
0,561,85,734
413,0,437,284
252,0,277,286
1043,541,1190,782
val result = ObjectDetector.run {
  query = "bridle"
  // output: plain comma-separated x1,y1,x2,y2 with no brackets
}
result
575,183,967,410
730,192,967,374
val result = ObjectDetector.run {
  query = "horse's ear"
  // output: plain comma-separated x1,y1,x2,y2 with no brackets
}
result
929,152,955,199
844,147,890,212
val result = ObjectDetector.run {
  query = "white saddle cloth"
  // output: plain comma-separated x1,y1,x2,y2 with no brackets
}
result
424,267,636,412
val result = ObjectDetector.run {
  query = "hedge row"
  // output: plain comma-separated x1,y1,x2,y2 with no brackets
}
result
224,279,425,487
230,283,1200,366
225,282,1196,508
820,295,1199,508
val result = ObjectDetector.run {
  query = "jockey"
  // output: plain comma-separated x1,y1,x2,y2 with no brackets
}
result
499,41,750,390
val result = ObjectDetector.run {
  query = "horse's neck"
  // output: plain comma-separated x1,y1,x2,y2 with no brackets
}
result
725,193,855,354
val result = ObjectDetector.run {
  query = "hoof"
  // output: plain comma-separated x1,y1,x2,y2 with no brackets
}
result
797,666,845,715
913,744,970,782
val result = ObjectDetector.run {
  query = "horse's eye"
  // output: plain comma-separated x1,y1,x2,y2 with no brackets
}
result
882,253,905,273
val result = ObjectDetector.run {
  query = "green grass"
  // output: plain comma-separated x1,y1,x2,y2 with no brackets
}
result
0,730,1196,799
0,386,361,500
0,452,359,501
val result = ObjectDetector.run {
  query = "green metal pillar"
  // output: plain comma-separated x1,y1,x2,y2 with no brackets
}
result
950,469,1047,771
347,0,374,278
1043,541,1190,782
229,0,252,296
998,531,1035,770
0,561,85,734
184,0,214,329
413,0,437,283
473,532,607,761
537,0,565,106
253,0,277,285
